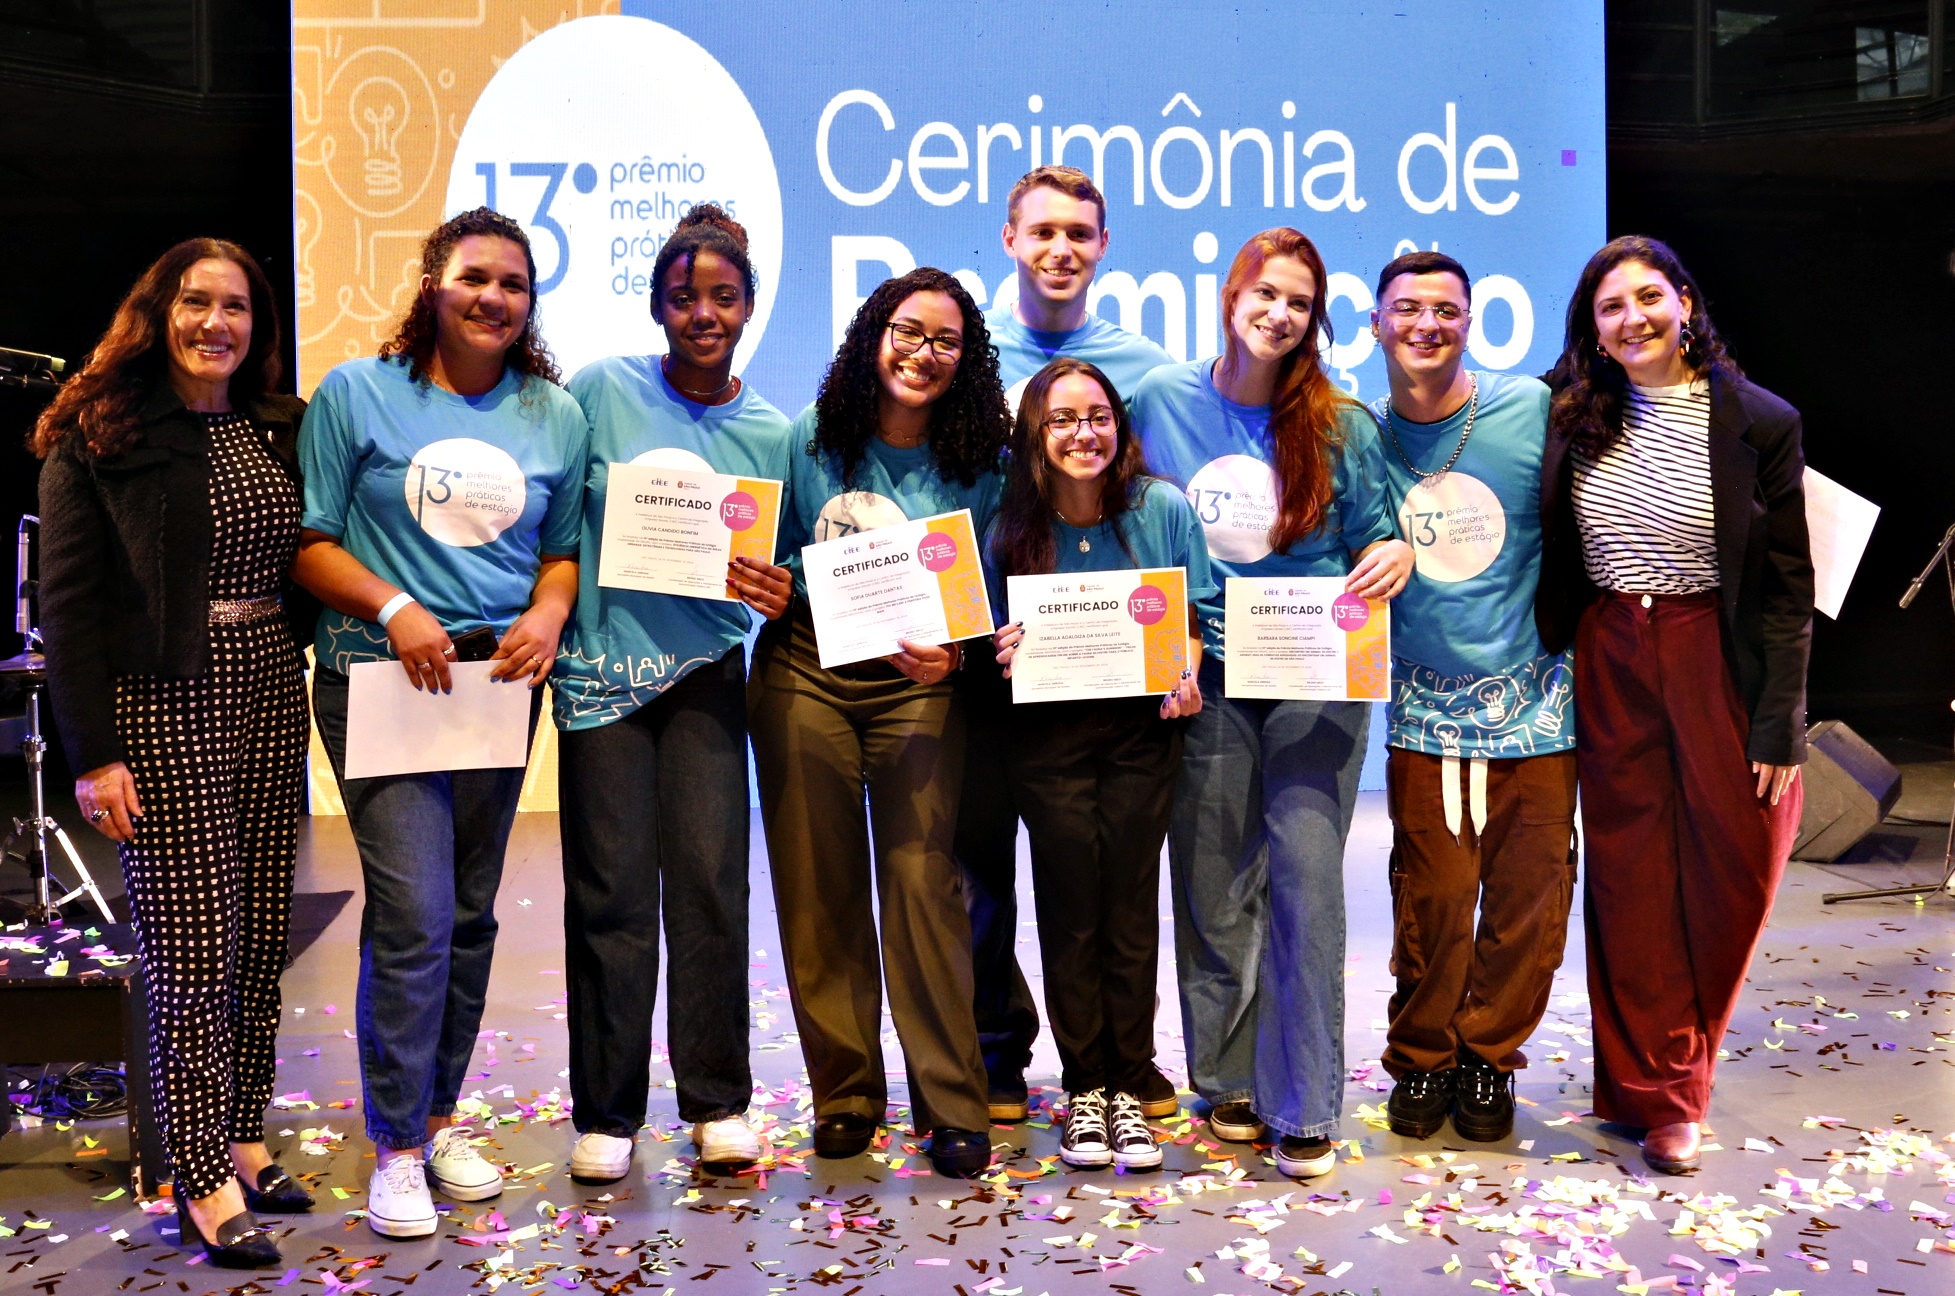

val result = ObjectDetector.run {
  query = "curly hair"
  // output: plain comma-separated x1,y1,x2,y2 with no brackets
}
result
378,206,561,388
651,203,755,309
811,267,1009,489
1549,235,1740,458
1218,228,1356,552
30,238,282,460
989,358,1148,578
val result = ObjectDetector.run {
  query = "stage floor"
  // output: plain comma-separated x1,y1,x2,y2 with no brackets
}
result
3,796,1952,1296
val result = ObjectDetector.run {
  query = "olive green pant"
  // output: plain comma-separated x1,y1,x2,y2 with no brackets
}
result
747,610,990,1134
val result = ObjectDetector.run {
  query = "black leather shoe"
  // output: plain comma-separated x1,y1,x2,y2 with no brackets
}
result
813,1113,876,1158
1452,1052,1515,1142
927,1128,993,1178
987,1072,1030,1123
1387,1069,1454,1140
175,1194,281,1269
241,1163,314,1213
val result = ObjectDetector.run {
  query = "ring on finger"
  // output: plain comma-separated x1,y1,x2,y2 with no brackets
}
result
88,807,109,823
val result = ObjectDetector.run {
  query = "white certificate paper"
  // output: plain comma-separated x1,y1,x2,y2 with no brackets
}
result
597,462,783,601
800,509,994,669
343,660,532,780
1803,466,1879,621
1223,577,1391,702
1006,568,1189,703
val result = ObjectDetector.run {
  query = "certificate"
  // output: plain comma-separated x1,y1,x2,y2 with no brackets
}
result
1006,568,1189,703
597,462,783,601
343,660,533,780
1223,577,1390,701
801,509,995,669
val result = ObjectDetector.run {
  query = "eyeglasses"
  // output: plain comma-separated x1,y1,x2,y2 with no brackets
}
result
1043,409,1117,436
886,321,963,361
1384,301,1468,324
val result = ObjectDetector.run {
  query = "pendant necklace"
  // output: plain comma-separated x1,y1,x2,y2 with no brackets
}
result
1064,507,1105,552
1383,373,1479,486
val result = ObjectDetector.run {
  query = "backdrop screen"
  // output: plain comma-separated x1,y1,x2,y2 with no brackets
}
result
292,0,1603,404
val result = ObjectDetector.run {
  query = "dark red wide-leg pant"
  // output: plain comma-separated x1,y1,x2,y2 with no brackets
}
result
1576,590,1802,1129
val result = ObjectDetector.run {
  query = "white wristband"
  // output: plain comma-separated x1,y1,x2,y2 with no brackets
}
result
376,592,417,627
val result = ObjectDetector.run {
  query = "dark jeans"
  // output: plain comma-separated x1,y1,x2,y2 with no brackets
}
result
952,652,1041,1081
1007,696,1182,1095
314,666,538,1150
558,646,753,1132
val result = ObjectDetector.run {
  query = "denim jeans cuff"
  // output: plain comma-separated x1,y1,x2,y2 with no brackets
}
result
369,1126,430,1152
1202,1087,1255,1108
1261,1113,1341,1140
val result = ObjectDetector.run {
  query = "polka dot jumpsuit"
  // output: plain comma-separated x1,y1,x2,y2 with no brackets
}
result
115,412,309,1200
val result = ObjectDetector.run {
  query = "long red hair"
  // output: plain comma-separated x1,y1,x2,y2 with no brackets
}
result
1216,228,1354,552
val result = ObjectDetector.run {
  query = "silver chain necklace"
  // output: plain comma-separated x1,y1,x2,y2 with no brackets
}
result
1383,373,1478,486
662,356,736,402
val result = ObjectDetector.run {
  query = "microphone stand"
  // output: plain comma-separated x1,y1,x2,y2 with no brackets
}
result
1824,521,1955,904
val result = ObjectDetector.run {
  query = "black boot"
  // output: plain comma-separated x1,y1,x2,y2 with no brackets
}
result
1387,1068,1454,1140
1452,1052,1515,1142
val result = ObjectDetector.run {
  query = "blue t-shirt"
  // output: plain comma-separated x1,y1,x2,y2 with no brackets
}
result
1371,371,1573,758
553,357,794,731
1129,358,1395,660
986,307,1175,407
779,405,1005,604
301,356,589,672
982,477,1217,623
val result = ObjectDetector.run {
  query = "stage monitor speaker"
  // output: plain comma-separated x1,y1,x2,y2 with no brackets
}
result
1791,720,1903,862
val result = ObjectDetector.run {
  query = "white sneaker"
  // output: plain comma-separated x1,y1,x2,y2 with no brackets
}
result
425,1125,504,1201
693,1115,761,1166
571,1131,636,1183
367,1154,437,1238
1059,1089,1113,1169
1274,1135,1337,1179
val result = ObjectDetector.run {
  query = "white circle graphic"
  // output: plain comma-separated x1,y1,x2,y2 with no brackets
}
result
404,437,527,547
629,446,714,471
446,15,783,382
814,491,907,543
1397,471,1507,582
1187,454,1279,563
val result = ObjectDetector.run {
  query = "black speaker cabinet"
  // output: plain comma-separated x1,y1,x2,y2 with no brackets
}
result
1791,720,1904,862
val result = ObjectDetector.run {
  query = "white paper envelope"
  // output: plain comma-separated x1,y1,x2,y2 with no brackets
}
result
343,659,533,780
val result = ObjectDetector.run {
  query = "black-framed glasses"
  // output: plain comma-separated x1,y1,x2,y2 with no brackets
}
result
1384,300,1468,324
1042,409,1117,436
886,321,963,361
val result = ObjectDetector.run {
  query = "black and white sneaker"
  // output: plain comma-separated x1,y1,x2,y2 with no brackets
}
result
1059,1089,1112,1168
1109,1092,1163,1169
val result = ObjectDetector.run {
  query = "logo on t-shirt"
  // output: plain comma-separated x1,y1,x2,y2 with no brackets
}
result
404,438,527,547
814,490,907,542
629,446,714,471
1186,455,1279,563
1396,472,1506,583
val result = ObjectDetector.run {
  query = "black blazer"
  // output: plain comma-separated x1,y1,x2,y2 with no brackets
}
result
38,385,315,775
1536,372,1814,767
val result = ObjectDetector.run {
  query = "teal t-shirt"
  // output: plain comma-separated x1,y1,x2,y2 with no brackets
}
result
982,477,1218,623
1129,358,1395,659
779,405,1005,604
985,307,1174,406
1370,371,1573,758
553,357,794,731
300,356,589,672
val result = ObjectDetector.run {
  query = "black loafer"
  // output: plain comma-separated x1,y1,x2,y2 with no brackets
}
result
1387,1069,1454,1140
813,1113,877,1158
927,1128,993,1178
175,1194,281,1269
242,1163,314,1213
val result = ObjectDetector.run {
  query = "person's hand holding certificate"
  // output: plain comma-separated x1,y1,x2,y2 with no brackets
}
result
1004,568,1190,703
1223,576,1390,701
801,509,994,669
598,461,783,602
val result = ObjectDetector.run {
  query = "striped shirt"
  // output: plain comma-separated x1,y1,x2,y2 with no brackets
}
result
1570,380,1719,594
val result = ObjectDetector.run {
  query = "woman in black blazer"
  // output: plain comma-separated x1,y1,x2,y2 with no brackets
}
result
1538,236,1811,1177
33,239,315,1268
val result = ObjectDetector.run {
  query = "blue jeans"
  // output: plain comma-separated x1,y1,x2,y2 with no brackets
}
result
558,647,752,1132
1167,656,1367,1139
313,667,538,1150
